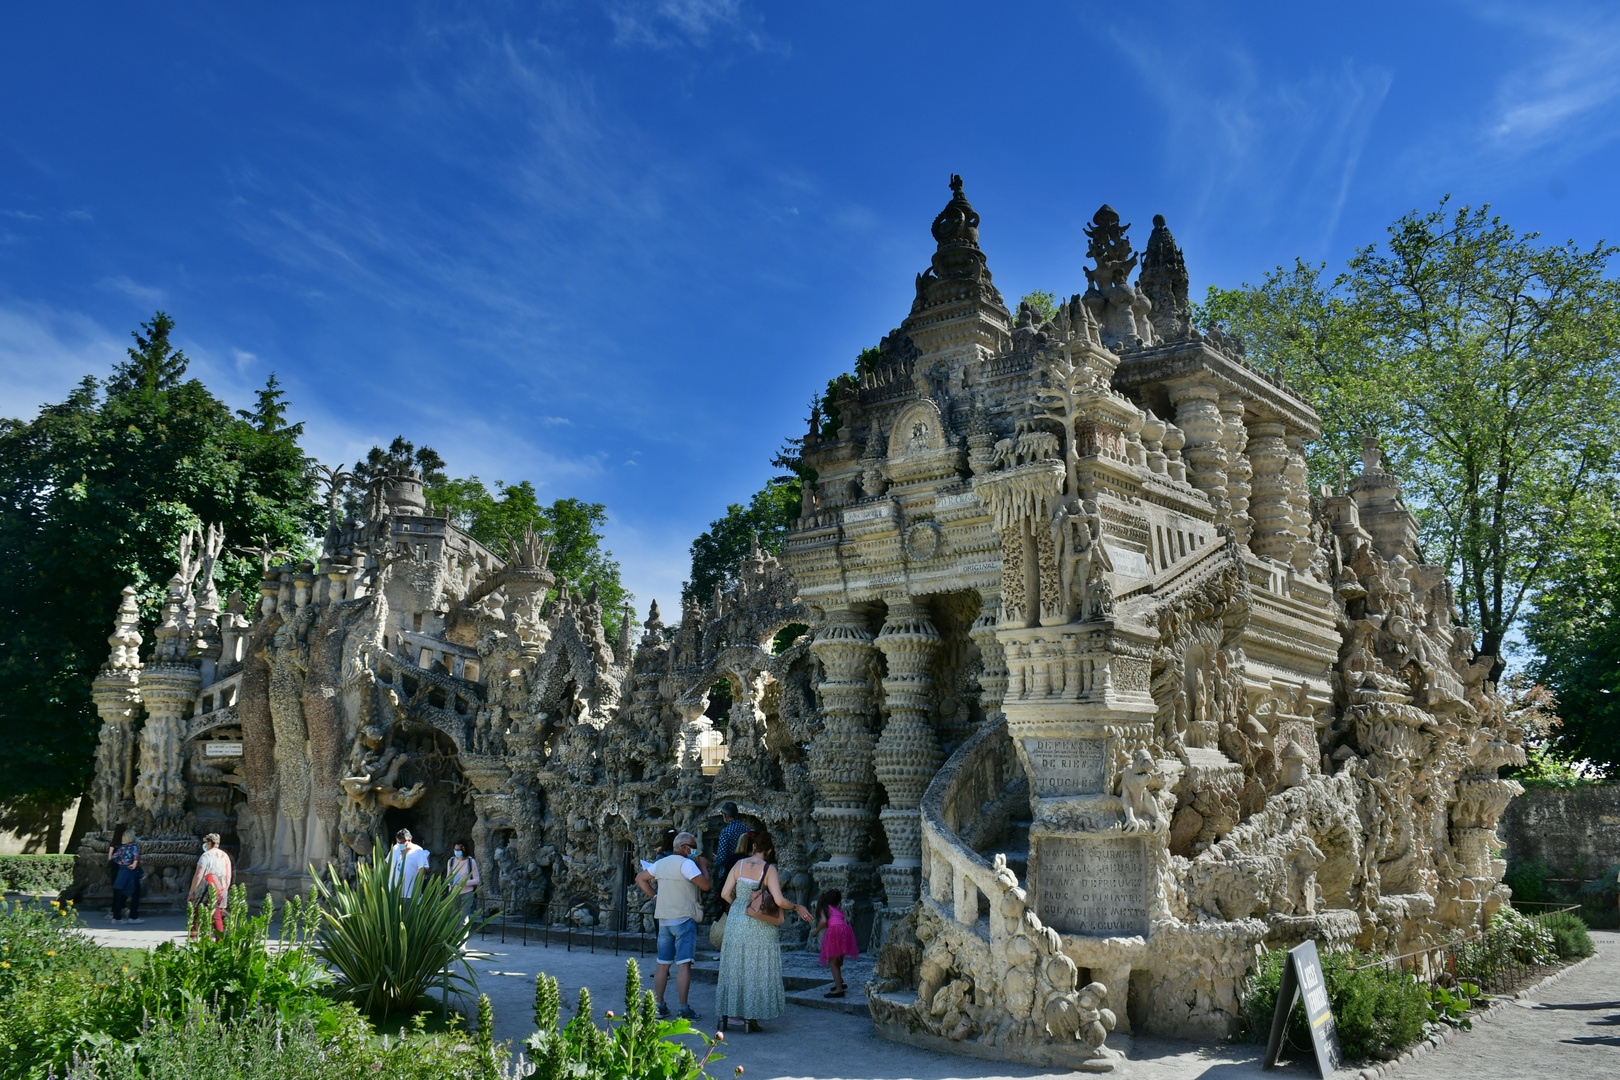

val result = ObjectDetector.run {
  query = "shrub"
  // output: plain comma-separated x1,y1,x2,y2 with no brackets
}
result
310,838,484,1021
68,1005,529,1079
1503,858,1550,904
0,854,76,893
1539,911,1595,959
137,887,335,1027
1243,948,1430,1062
0,898,137,1079
1575,865,1619,930
525,958,731,1080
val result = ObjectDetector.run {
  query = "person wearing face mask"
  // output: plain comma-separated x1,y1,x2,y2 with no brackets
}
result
387,828,431,907
447,840,481,920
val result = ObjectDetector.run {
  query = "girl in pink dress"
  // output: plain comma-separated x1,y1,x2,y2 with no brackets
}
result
813,888,858,997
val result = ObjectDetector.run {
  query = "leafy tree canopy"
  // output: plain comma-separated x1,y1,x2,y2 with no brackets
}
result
1019,289,1060,322
428,475,631,640
0,313,316,804
683,478,800,603
1200,200,1620,672
1524,499,1620,776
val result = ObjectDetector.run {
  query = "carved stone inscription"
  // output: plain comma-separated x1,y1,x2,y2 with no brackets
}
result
1035,835,1149,937
1023,737,1107,796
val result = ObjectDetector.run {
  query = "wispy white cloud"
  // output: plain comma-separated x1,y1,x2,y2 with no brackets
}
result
603,0,772,51
3,210,42,222
1475,3,1620,155
1116,35,1391,255
0,301,124,420
99,275,166,304
231,347,257,374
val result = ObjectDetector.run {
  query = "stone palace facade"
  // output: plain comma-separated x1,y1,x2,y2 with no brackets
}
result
71,178,1524,1068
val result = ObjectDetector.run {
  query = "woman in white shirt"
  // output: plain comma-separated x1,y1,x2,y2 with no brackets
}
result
447,840,481,920
188,833,233,938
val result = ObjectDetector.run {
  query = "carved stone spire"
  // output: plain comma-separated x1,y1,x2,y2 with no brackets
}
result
902,175,1012,363
1138,214,1191,340
1082,205,1156,350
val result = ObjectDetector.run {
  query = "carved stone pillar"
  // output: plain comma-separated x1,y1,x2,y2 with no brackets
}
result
874,598,944,908
672,696,711,773
969,595,1008,727
1246,420,1292,562
136,663,201,836
90,586,144,834
1219,393,1252,546
1169,383,1227,521
808,608,879,903
135,575,200,838
1284,432,1313,573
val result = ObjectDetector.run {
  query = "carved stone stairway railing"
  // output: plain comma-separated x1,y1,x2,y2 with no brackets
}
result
866,716,1125,1070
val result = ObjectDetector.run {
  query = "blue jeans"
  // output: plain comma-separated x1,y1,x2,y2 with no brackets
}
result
657,918,697,966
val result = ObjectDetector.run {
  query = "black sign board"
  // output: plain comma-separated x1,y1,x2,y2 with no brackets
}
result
1262,940,1343,1078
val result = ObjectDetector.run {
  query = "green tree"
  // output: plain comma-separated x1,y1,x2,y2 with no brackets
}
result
1018,289,1060,322
1202,200,1620,673
1525,506,1620,775
683,479,800,602
429,476,631,638
0,313,315,804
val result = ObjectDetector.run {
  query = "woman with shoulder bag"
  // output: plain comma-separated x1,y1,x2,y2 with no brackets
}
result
448,841,481,922
714,832,810,1033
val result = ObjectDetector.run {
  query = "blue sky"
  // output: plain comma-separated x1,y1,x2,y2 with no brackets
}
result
3,1,1618,613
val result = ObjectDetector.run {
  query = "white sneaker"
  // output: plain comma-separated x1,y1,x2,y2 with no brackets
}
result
125,918,144,924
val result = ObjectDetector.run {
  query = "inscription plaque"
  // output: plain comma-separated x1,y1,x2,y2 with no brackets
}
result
1035,835,1149,937
1023,737,1107,797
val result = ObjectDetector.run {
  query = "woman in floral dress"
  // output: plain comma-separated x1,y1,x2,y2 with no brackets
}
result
714,833,810,1032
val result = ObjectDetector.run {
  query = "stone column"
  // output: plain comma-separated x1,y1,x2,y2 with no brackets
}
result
89,586,144,834
808,608,880,902
874,598,945,908
136,663,201,836
1169,382,1227,521
1219,393,1252,546
1284,432,1313,573
1246,419,1292,562
135,575,201,838
969,594,1008,727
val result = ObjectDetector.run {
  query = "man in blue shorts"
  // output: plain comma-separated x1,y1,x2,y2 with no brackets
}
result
635,830,711,1020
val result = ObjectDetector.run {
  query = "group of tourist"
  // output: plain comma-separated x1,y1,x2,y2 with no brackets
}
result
105,804,857,1032
387,829,483,916
105,826,484,938
106,826,233,935
635,801,859,1032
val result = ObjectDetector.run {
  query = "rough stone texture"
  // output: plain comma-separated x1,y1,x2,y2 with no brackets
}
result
1499,785,1620,878
76,177,1525,1071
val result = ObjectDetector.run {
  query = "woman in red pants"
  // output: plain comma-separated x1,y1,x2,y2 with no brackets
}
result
188,833,233,937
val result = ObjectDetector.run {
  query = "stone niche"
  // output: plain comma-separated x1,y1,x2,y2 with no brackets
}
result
1030,834,1152,938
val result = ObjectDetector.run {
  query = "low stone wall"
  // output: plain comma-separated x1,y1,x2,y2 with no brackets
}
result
1499,785,1620,879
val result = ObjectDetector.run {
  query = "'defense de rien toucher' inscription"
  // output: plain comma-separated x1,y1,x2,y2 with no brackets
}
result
1025,737,1107,796
1036,836,1149,937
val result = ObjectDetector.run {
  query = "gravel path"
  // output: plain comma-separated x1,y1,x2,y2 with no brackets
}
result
1395,929,1618,1080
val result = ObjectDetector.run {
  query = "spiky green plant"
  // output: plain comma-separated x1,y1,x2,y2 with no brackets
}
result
309,838,486,1021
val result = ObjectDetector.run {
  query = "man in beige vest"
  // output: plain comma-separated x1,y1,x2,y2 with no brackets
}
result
635,830,712,1020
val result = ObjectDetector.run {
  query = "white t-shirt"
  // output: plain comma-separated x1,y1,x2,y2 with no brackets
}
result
389,843,432,897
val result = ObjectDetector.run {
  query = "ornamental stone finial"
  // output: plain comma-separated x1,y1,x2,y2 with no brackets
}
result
104,586,144,670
